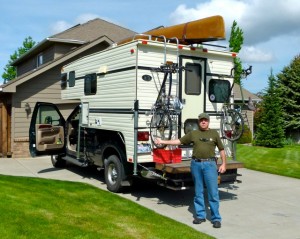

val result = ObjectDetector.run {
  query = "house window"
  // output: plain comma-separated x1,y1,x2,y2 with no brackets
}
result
84,73,97,95
37,53,43,67
208,79,231,103
185,63,201,95
69,71,75,87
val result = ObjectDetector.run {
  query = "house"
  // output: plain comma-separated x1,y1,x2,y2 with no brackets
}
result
232,84,262,138
0,19,136,158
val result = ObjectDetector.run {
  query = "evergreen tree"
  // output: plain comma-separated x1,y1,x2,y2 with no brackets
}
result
2,36,36,82
255,70,285,148
277,55,300,137
229,20,244,85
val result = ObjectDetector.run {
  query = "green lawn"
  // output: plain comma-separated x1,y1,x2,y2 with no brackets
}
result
0,175,213,239
236,144,300,179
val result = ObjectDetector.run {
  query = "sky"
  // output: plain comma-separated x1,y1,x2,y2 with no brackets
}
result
1,0,300,93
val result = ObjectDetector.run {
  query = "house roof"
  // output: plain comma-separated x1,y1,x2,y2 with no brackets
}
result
0,36,113,93
51,18,136,43
12,18,136,65
232,84,261,102
1,18,137,92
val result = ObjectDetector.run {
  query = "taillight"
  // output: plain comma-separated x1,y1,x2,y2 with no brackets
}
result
138,131,149,141
224,130,232,139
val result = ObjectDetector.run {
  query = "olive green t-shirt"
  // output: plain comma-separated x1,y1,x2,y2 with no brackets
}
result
179,129,224,158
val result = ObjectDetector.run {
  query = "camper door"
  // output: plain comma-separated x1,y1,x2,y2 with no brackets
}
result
180,56,206,135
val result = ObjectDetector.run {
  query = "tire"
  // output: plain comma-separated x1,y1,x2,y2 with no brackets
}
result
105,155,124,193
221,109,244,141
51,155,66,168
150,111,172,148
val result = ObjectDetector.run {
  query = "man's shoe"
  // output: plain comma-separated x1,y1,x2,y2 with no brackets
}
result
212,221,221,228
193,218,206,224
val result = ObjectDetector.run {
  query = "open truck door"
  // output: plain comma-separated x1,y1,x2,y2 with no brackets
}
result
29,102,66,157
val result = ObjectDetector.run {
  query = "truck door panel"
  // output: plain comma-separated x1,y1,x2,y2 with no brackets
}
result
35,124,64,151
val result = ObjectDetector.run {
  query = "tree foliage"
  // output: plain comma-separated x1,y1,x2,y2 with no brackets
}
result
277,55,300,137
2,36,36,82
254,71,285,148
237,124,252,144
229,20,244,85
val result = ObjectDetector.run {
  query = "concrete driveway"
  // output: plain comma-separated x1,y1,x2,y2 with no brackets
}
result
0,156,299,239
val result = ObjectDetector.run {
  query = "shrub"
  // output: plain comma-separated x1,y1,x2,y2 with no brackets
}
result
237,124,252,144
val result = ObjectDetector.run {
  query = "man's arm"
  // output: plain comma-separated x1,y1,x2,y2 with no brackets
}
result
154,138,181,146
218,149,226,173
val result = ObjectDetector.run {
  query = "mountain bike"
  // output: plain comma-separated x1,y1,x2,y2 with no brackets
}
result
220,103,244,141
220,65,254,141
149,62,183,148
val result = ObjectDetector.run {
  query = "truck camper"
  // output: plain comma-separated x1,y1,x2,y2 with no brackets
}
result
29,16,244,192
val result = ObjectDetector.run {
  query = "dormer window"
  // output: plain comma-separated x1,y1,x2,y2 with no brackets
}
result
37,53,43,67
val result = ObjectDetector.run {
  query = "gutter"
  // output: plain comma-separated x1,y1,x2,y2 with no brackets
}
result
46,37,86,44
11,38,87,66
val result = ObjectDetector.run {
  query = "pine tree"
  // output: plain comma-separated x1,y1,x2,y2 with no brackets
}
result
254,70,285,147
277,55,300,137
229,20,244,85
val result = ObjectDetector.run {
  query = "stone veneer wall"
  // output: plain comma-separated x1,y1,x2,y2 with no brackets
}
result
12,138,30,158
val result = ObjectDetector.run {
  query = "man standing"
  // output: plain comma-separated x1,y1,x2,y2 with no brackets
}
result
154,113,226,228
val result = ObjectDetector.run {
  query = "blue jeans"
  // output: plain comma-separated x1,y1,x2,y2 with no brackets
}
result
190,160,221,222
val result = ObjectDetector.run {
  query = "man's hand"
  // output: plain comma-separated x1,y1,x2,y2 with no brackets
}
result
218,150,226,174
154,138,163,145
218,163,226,174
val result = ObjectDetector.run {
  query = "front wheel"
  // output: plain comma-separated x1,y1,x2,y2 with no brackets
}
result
150,111,172,148
221,109,244,141
51,155,66,168
105,155,124,193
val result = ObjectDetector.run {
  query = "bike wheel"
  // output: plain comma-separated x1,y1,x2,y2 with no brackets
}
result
150,111,173,148
221,109,244,141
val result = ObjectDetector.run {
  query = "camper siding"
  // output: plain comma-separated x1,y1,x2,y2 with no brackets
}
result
137,43,182,110
59,40,235,161
61,42,139,159
61,42,138,100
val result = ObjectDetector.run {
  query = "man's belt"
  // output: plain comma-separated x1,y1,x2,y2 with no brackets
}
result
192,157,216,162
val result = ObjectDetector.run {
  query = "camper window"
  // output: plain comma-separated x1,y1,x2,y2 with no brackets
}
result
84,73,97,95
185,63,201,95
208,79,230,103
69,71,75,87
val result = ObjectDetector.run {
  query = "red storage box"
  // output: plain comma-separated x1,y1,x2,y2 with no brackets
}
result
153,148,182,164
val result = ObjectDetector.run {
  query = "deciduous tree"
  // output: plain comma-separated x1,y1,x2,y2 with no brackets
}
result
2,36,36,82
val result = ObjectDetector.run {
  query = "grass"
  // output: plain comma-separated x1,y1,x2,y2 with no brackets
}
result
0,175,213,239
236,144,300,179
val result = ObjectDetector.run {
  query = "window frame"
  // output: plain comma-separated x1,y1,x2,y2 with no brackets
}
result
69,71,76,87
84,73,97,95
37,53,43,67
208,78,231,103
184,62,202,95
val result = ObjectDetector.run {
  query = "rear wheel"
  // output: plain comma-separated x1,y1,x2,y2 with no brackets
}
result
221,109,244,141
105,155,124,193
150,111,172,148
51,155,66,168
